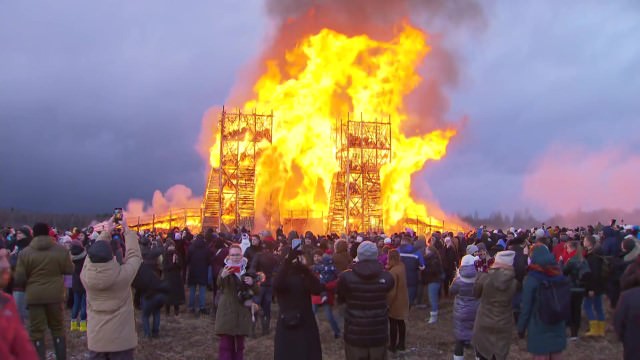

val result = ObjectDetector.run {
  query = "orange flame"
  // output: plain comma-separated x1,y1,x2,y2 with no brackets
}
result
210,23,458,230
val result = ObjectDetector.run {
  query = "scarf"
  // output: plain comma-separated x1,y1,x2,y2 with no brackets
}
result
528,263,562,277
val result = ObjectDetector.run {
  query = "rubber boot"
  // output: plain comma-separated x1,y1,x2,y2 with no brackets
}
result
53,336,67,360
79,320,87,332
428,311,438,324
585,320,598,336
454,355,465,360
33,339,46,360
597,320,606,336
70,319,79,331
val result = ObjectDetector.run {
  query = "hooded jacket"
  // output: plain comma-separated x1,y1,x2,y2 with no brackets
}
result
13,235,74,305
81,230,141,353
471,266,517,360
337,259,394,348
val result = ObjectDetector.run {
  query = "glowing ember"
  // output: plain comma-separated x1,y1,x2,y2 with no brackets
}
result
209,23,457,230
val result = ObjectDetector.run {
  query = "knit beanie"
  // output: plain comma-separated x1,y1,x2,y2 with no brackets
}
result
87,241,114,263
357,241,378,261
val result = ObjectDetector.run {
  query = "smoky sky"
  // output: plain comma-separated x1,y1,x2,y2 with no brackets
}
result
1,1,639,219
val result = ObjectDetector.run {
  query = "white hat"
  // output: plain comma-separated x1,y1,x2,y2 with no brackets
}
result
535,228,546,239
461,254,476,267
493,250,515,268
383,237,392,245
356,236,363,243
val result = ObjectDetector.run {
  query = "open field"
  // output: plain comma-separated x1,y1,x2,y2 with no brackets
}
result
49,293,624,360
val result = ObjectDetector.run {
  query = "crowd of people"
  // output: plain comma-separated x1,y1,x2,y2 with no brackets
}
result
1,216,639,360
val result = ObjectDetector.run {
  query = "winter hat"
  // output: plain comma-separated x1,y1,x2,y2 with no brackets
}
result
356,235,364,243
461,254,476,267
357,241,378,261
33,223,50,237
466,244,479,255
383,237,392,245
476,242,487,252
493,250,515,268
444,237,453,247
535,228,546,239
87,241,113,263
0,249,9,270
70,240,85,256
90,231,99,240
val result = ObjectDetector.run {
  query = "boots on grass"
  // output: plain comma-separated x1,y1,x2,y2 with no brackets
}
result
33,339,46,360
585,320,599,336
79,320,87,332
70,319,79,331
53,336,67,360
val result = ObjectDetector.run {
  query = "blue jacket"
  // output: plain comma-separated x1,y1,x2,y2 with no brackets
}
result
398,244,423,287
602,227,621,257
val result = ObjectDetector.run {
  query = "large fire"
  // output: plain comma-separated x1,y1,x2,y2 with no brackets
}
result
209,23,457,231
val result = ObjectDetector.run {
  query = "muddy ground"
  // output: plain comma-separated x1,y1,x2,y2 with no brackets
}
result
52,293,622,360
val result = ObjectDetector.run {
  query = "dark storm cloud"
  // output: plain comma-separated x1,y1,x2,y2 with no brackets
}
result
0,1,265,213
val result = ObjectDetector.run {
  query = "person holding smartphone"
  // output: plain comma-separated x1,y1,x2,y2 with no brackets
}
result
214,244,256,360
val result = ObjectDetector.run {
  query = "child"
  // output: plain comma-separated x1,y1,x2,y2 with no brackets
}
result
450,255,479,360
311,250,341,338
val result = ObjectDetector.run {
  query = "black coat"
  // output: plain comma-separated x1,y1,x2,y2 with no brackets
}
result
337,259,394,348
251,251,280,287
71,255,86,294
162,251,185,305
614,287,640,360
243,245,261,268
273,261,323,360
133,263,169,299
187,238,211,286
422,252,444,284
584,247,606,295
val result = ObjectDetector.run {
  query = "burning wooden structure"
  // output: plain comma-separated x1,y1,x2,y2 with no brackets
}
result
327,114,391,233
201,107,273,231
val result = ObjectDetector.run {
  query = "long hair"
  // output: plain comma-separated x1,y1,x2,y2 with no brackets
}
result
388,249,401,268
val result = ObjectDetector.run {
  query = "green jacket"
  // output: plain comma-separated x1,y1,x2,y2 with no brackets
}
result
13,236,74,305
214,273,258,336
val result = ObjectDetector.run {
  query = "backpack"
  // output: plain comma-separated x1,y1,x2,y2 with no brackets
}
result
537,277,571,325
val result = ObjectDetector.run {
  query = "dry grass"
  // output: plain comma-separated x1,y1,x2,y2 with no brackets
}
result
58,294,622,360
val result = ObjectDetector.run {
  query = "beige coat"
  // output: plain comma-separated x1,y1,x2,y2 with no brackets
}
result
81,230,141,353
471,267,517,360
387,262,409,320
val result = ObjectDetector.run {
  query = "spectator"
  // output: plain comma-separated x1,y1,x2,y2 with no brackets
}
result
337,241,394,360
81,216,142,360
310,251,340,339
14,222,74,360
69,240,87,332
9,226,32,324
582,235,606,337
386,249,409,354
398,236,423,306
423,245,444,324
250,240,280,336
162,244,185,316
332,239,352,273
215,244,256,360
273,242,324,360
450,255,479,360
0,248,39,359
472,250,517,360
517,245,567,359
562,241,590,339
614,258,640,360
187,234,211,315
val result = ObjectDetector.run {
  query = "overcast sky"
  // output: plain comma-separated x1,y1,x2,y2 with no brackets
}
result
1,1,639,219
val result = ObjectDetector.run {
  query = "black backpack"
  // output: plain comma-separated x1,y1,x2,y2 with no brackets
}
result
537,277,571,325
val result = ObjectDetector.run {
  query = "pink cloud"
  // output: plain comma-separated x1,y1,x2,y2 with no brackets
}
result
523,144,640,214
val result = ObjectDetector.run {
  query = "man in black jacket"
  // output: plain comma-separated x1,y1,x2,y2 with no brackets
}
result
251,241,280,335
337,241,394,360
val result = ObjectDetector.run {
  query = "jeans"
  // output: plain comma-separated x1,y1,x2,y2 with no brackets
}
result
407,286,417,306
12,291,28,324
583,294,605,321
427,282,441,312
312,303,341,337
71,291,87,321
258,286,273,321
141,294,166,336
189,285,206,310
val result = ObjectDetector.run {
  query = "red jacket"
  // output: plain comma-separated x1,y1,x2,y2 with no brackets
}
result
0,293,38,360
553,242,569,264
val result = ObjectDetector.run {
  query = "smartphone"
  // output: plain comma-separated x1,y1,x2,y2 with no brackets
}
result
229,266,241,274
292,238,302,250
114,208,123,224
